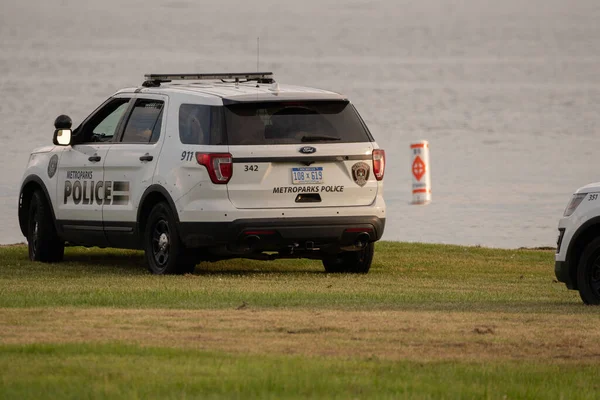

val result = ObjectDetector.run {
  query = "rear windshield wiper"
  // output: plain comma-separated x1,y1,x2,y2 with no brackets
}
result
300,135,341,142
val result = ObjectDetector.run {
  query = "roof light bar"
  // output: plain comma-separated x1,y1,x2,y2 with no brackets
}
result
142,72,274,87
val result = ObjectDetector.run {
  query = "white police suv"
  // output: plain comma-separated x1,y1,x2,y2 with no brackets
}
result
18,72,386,274
555,183,600,304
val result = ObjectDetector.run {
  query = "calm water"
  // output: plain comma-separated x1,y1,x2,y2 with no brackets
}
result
1,0,600,248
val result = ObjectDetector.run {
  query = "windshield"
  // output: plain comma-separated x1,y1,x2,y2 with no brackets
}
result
224,101,372,145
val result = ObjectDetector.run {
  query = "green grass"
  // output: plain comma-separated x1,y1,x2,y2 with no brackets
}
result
1,343,599,400
1,242,597,399
0,242,582,311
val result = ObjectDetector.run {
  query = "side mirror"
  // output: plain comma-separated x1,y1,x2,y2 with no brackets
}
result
53,115,73,146
53,129,72,146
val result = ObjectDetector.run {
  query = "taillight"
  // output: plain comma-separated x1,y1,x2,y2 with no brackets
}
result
344,227,374,233
244,230,276,235
373,149,385,181
195,153,233,184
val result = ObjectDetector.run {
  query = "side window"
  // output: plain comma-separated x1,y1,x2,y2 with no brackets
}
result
120,99,164,144
179,104,225,145
76,98,131,143
93,102,129,141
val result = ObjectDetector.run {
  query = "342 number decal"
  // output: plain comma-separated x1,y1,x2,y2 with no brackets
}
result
244,165,259,172
181,151,194,162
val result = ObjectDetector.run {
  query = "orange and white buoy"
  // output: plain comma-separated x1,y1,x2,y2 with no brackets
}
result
410,140,431,204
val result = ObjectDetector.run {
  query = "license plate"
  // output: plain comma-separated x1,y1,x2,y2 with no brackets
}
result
292,167,323,184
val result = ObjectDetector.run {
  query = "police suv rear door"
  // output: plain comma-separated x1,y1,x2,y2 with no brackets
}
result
101,94,167,247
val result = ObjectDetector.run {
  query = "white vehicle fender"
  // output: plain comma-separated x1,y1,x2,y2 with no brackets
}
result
18,148,63,235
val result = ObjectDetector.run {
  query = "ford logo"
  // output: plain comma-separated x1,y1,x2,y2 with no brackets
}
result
299,146,317,154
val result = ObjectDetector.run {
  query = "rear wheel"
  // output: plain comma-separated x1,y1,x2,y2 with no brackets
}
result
144,202,195,275
27,190,64,262
577,237,600,305
322,243,374,274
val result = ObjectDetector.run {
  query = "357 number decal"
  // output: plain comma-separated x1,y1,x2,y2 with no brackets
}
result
589,194,598,201
181,151,194,162
244,165,259,172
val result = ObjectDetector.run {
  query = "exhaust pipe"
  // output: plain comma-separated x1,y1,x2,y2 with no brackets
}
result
354,233,370,249
243,235,261,251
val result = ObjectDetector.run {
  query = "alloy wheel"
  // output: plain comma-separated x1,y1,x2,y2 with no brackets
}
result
152,219,170,267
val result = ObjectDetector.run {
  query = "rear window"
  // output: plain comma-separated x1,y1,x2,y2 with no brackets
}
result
224,101,372,145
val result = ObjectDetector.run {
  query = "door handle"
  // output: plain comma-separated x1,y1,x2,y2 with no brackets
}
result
139,154,154,162
88,155,101,162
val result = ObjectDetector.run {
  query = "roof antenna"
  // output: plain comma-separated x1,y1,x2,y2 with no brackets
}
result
256,37,260,88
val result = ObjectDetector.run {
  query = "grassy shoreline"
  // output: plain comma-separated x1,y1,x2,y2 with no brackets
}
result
0,241,579,310
1,242,598,399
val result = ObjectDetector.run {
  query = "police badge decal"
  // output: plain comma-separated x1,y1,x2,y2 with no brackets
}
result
47,154,58,178
351,162,370,187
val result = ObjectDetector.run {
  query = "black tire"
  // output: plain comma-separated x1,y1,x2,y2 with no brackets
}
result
144,202,195,275
322,242,374,274
27,190,64,262
577,237,600,305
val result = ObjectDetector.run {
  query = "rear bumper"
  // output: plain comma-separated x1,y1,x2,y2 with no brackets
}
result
179,216,385,249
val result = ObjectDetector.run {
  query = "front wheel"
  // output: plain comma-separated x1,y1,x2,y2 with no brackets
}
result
28,190,64,262
322,243,374,274
144,202,195,275
577,237,600,305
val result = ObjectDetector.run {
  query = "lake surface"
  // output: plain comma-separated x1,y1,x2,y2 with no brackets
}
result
1,0,600,248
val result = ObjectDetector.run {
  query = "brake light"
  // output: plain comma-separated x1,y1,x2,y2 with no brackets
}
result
195,153,233,184
244,230,276,235
373,149,385,181
344,228,373,233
